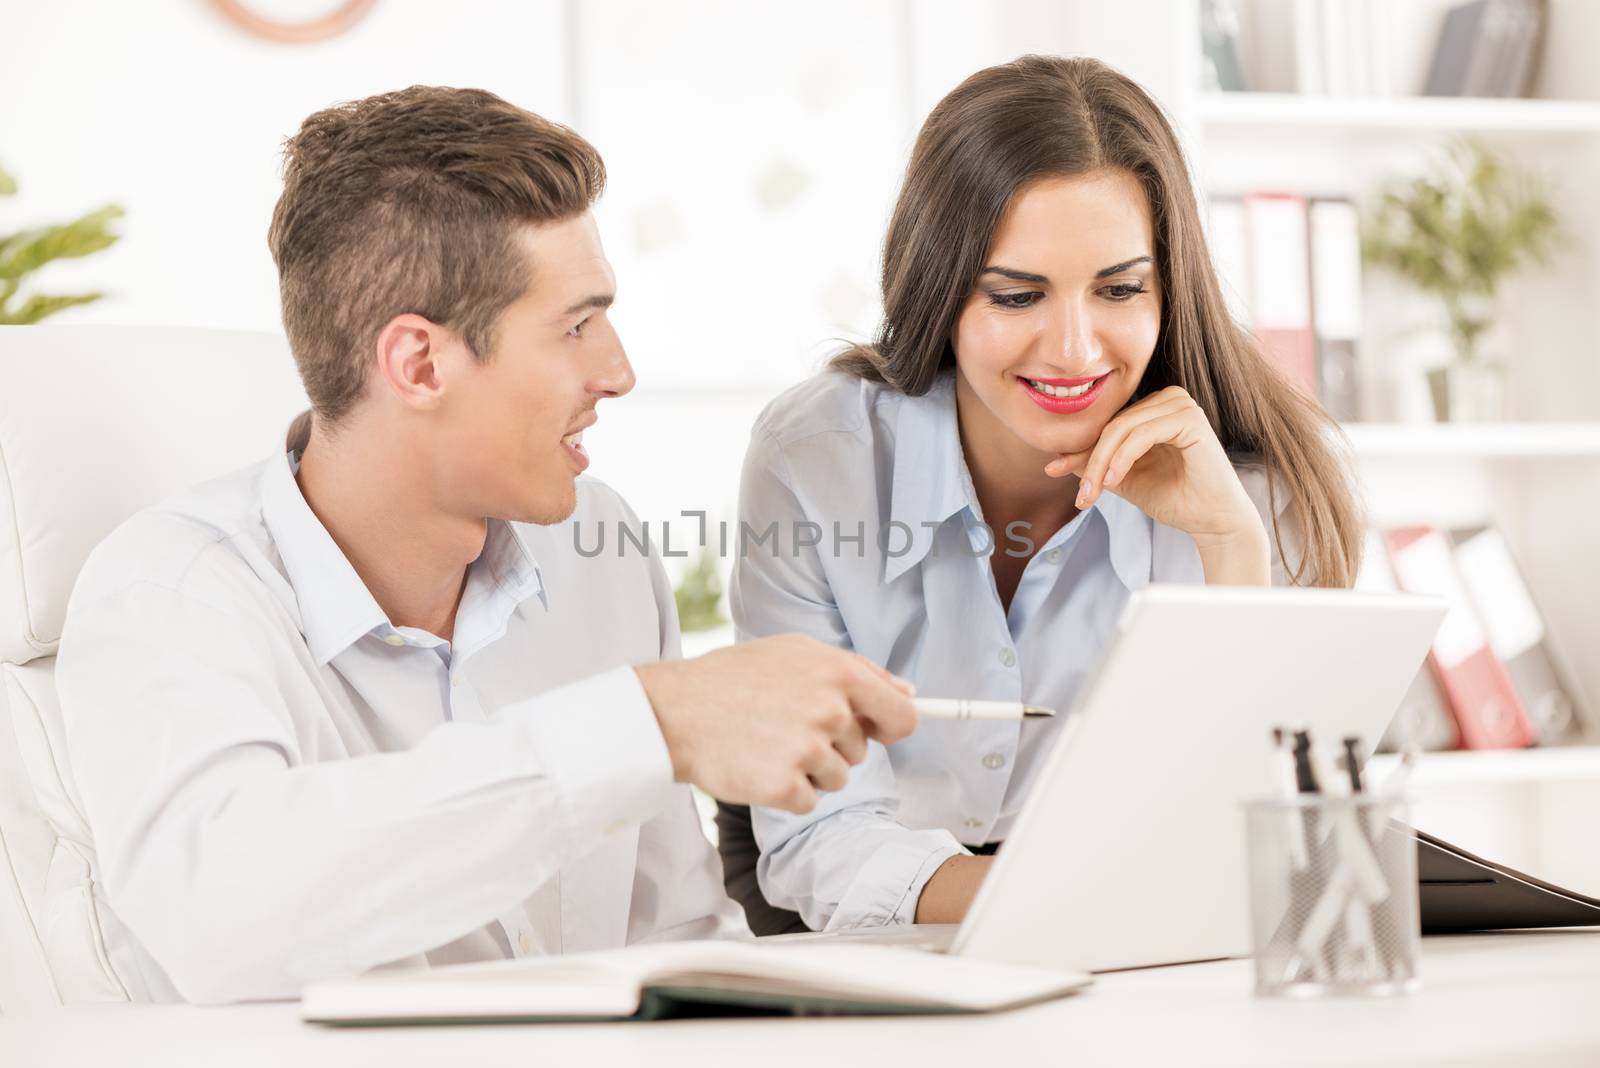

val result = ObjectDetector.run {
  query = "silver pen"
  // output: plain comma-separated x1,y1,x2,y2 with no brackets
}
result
913,699,1055,721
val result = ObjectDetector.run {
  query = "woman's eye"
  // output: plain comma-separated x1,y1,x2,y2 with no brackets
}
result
1102,283,1147,302
988,291,1043,309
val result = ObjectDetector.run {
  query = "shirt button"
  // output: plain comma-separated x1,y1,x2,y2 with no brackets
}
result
517,932,531,953
998,647,1016,668
451,674,462,687
382,634,405,647
963,817,983,830
1044,548,1062,564
603,820,627,836
982,752,1007,771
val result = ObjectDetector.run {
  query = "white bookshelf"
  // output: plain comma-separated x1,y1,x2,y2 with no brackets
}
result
1342,422,1600,459
1370,746,1600,788
1196,91,1600,136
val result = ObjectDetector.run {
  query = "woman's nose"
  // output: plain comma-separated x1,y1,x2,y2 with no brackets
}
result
1051,299,1103,371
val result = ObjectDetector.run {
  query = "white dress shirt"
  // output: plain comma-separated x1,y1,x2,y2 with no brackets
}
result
56,444,747,1004
730,371,1300,931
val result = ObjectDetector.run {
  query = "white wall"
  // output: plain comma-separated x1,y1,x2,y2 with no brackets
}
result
4,0,573,333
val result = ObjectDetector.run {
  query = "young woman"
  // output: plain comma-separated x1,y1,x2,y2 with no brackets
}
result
716,55,1364,935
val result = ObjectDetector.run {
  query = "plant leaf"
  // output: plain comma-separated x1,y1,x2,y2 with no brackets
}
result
0,291,104,325
0,204,124,281
1360,139,1560,305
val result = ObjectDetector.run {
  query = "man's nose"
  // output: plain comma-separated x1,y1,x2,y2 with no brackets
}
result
590,325,635,399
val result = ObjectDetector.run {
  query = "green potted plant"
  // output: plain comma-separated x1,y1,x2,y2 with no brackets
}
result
673,546,728,634
1361,139,1560,422
1,162,123,324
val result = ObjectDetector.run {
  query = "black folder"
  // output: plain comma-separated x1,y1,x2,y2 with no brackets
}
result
1417,828,1600,933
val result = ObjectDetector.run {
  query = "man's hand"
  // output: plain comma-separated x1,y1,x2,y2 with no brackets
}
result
634,635,919,814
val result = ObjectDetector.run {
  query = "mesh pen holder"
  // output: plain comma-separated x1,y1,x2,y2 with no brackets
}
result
1244,796,1420,997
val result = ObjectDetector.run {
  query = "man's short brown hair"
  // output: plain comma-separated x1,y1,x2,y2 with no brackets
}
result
268,86,605,423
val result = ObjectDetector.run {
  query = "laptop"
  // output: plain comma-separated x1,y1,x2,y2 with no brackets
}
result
777,584,1446,973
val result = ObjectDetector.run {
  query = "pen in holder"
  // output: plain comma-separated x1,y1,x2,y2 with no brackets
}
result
1243,794,1420,997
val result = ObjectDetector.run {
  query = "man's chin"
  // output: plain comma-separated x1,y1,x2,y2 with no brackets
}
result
507,481,578,527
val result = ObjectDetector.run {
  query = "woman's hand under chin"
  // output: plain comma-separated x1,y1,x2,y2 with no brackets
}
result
1044,385,1272,586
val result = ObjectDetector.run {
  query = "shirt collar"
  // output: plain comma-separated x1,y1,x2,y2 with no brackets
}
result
1089,489,1153,594
452,515,547,661
884,372,1152,592
259,444,546,665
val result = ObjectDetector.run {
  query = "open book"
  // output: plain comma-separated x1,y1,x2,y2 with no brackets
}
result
300,940,1091,1025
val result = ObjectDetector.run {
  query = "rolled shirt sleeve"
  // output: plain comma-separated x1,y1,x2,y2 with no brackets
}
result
752,755,966,929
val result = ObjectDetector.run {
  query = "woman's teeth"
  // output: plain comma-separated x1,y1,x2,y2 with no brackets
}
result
1026,377,1097,398
562,432,584,447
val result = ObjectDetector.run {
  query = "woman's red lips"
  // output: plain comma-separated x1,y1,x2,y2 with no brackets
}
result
1023,373,1107,387
1019,372,1111,414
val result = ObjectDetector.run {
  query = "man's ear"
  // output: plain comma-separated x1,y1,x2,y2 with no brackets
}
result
373,313,454,411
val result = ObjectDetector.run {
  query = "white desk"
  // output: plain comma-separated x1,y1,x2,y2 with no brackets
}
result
5,932,1600,1067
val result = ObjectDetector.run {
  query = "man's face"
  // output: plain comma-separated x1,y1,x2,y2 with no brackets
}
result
435,212,634,525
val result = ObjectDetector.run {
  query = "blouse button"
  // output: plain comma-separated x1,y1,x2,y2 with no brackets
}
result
1044,548,1063,564
982,752,1007,771
382,634,405,647
998,647,1016,668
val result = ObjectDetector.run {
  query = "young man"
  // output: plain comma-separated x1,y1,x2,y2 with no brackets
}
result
54,87,917,1004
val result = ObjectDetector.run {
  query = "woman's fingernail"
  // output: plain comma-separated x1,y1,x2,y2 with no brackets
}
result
1076,481,1091,507
1105,467,1118,487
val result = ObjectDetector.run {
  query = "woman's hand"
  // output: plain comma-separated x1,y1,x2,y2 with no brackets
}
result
1044,386,1271,586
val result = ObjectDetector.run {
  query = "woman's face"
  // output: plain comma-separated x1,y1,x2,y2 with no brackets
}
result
952,169,1163,462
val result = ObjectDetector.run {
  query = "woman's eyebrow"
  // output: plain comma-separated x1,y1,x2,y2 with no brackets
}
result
980,266,1049,283
981,255,1153,285
1095,255,1153,278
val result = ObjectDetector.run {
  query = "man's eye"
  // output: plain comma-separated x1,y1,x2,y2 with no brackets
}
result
568,318,588,338
988,291,1043,309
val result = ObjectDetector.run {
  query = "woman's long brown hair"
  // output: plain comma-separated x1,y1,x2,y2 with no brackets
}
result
833,55,1362,587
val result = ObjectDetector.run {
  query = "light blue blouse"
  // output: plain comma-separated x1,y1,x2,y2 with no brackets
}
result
730,370,1294,931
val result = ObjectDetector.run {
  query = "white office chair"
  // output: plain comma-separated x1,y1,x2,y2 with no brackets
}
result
0,324,307,1012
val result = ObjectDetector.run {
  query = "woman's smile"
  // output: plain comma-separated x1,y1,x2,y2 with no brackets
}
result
1018,371,1114,414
